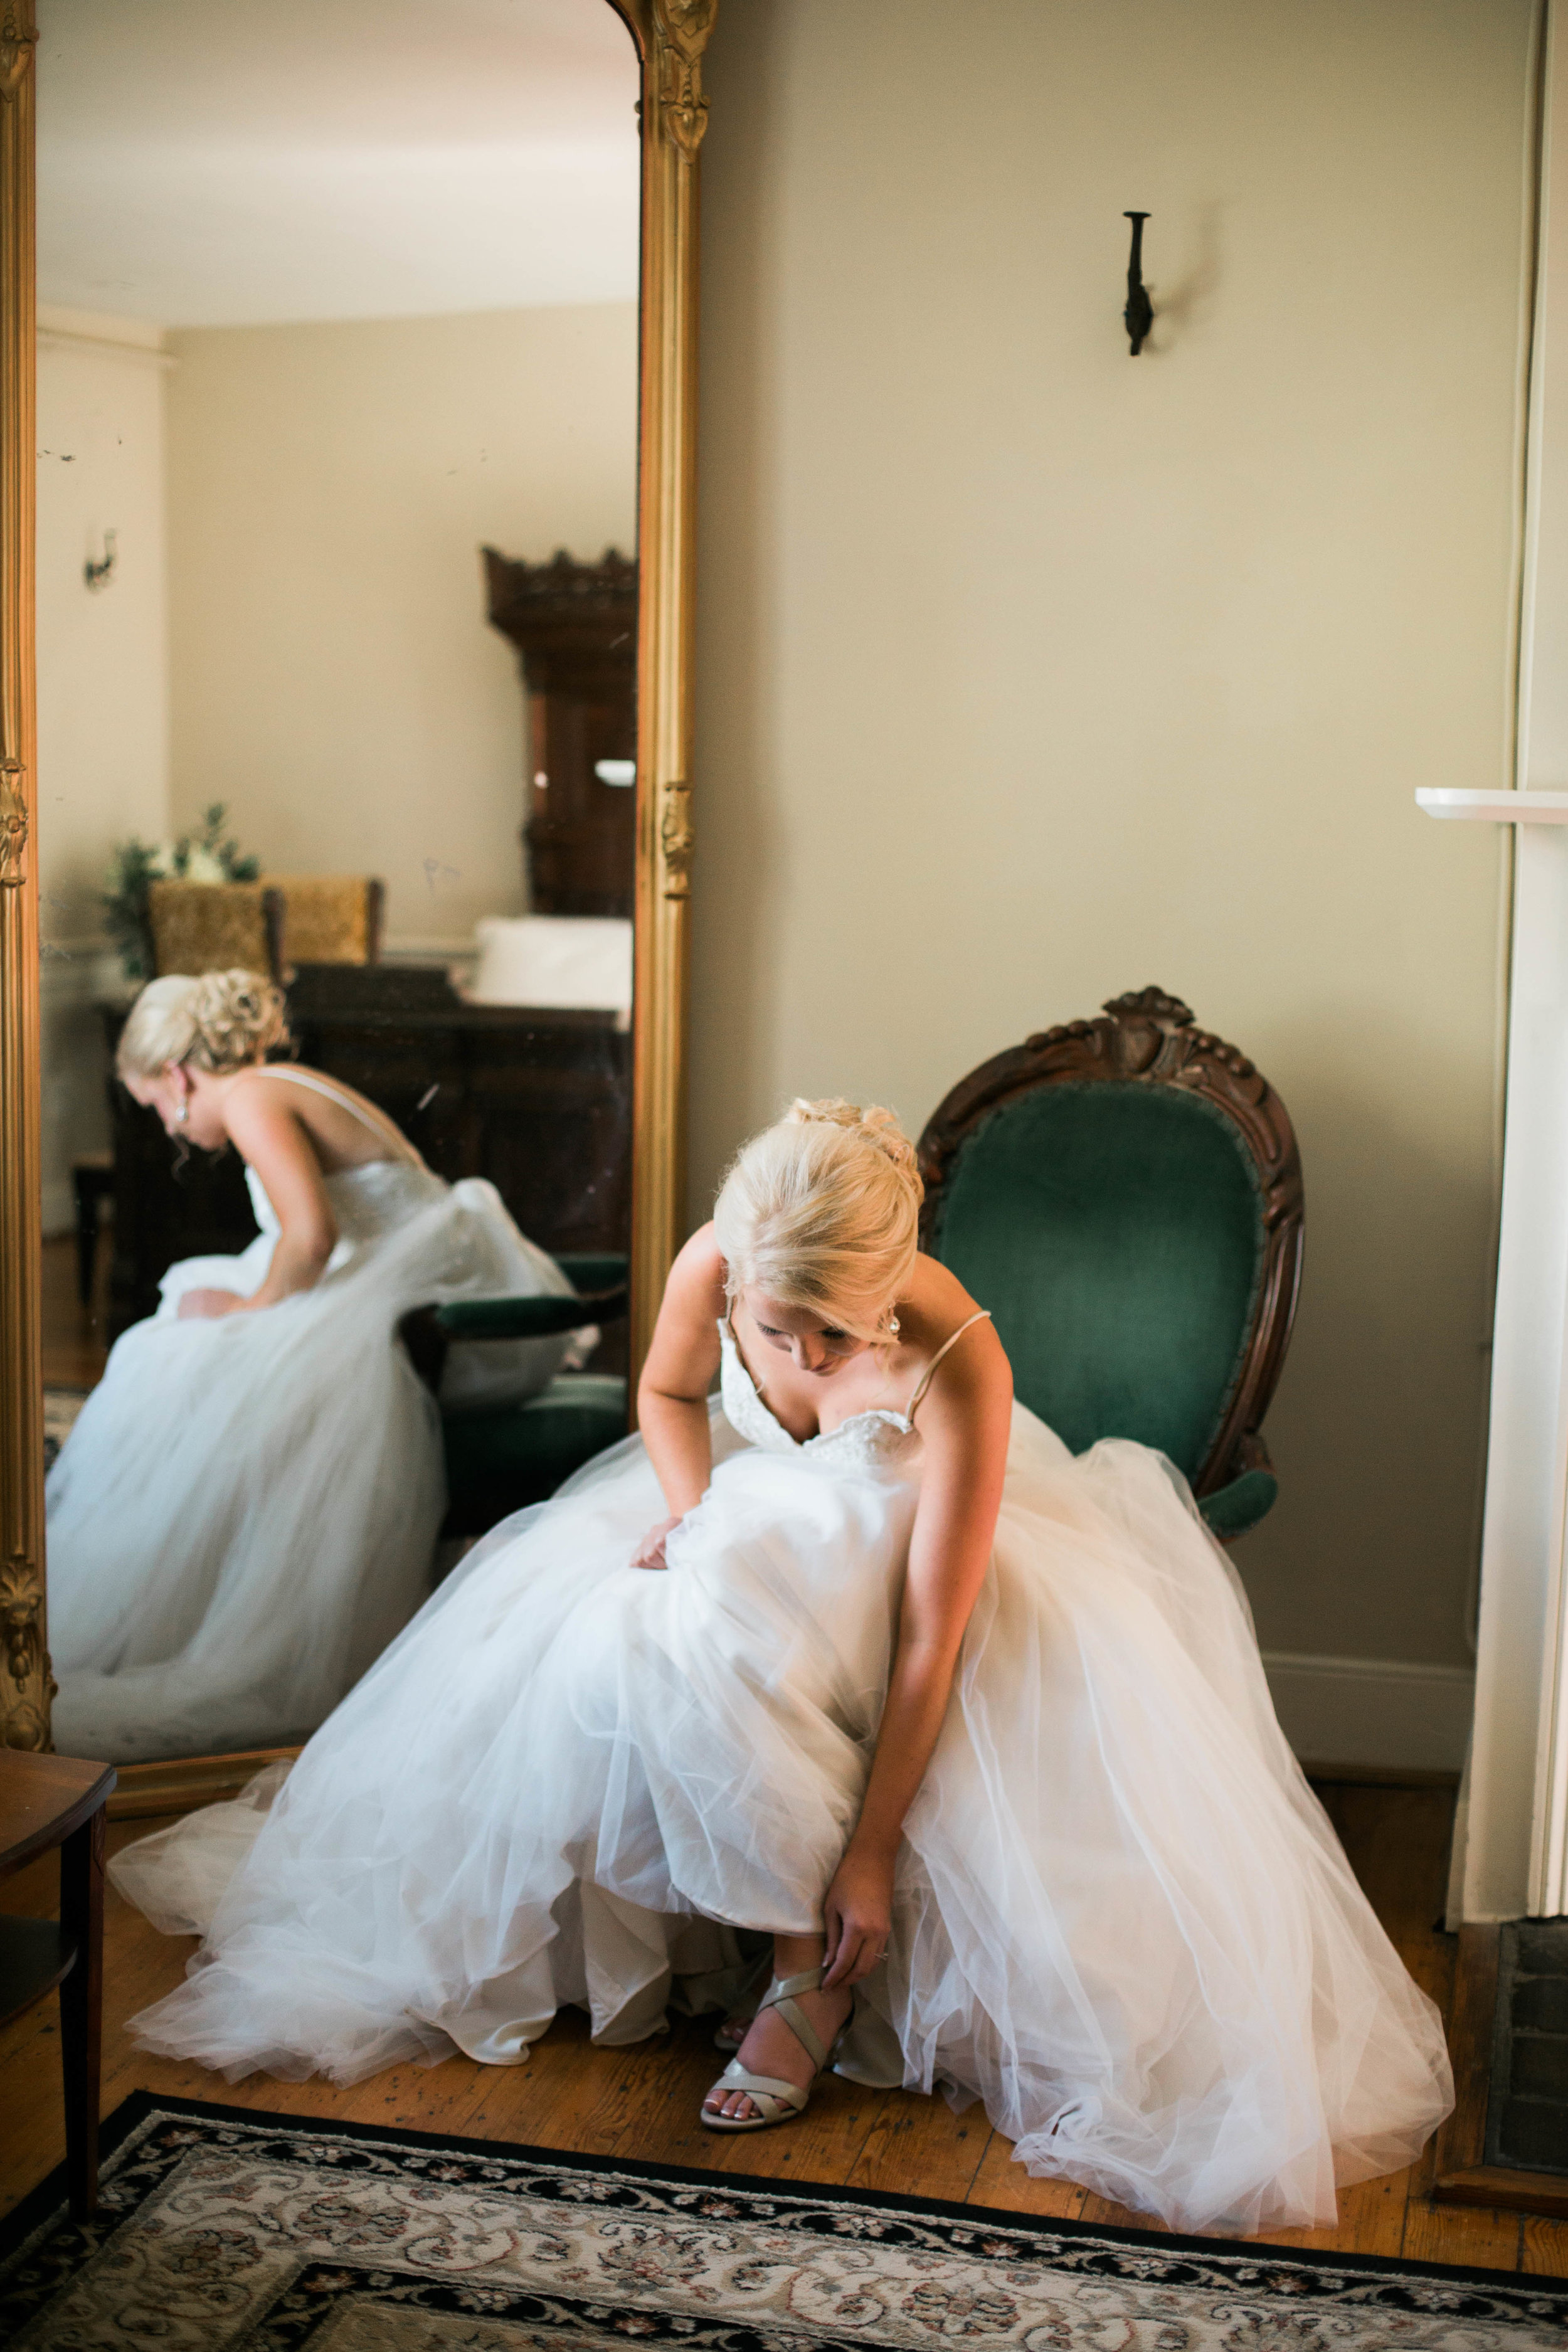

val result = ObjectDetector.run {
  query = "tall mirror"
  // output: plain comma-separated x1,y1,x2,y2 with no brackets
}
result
9,0,699,1783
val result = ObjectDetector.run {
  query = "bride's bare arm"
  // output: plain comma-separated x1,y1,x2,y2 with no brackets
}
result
632,1226,726,1565
181,1089,339,1317
823,1317,1012,1987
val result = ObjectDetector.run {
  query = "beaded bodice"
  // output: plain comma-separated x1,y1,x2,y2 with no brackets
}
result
244,1158,446,1247
717,1320,921,1472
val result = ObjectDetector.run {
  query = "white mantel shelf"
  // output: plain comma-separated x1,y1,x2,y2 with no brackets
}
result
1417,789,1568,822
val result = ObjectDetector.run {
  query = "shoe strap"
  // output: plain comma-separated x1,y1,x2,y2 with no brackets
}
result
758,1968,830,2072
767,1967,825,2001
709,2061,807,2116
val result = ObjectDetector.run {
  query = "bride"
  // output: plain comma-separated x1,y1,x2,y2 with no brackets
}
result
110,1096,1453,2237
48,967,577,1764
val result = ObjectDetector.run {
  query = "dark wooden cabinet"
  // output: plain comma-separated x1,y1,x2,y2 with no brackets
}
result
483,545,637,918
101,965,631,1345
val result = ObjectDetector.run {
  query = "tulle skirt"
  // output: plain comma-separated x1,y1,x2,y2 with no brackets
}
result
48,1167,571,1762
111,1402,1453,2237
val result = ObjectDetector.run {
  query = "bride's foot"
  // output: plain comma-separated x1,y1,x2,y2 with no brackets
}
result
702,1978,852,2124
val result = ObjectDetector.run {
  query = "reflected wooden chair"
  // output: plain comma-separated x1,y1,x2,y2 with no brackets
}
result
918,987,1304,1540
403,1254,630,1537
147,879,287,982
268,876,384,967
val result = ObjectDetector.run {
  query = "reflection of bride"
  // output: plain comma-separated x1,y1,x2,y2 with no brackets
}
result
113,1098,1452,2237
49,968,577,1765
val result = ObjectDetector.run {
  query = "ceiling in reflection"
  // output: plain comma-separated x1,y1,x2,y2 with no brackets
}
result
36,0,642,326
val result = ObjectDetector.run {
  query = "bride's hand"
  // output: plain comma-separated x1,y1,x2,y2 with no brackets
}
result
630,1516,681,1571
822,1842,894,1988
177,1288,246,1320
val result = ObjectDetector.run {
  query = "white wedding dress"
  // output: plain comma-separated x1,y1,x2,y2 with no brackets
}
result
49,1069,578,1764
111,1315,1453,2237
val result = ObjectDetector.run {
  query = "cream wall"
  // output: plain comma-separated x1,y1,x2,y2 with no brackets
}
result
165,303,638,948
690,0,1534,1679
36,307,172,940
36,306,172,1227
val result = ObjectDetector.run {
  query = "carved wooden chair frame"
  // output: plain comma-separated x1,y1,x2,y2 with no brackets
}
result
917,987,1305,1502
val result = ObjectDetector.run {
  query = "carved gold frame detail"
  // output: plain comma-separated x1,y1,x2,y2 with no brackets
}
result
0,0,711,1762
0,0,41,1757
617,0,712,1374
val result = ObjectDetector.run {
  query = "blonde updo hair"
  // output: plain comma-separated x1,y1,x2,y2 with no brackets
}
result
712,1098,924,1344
115,970,290,1081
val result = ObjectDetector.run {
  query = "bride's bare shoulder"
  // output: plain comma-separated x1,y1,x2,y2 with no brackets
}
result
907,1249,985,1327
664,1223,728,1315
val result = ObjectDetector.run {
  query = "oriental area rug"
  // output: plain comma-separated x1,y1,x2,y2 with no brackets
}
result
4,2096,1568,2352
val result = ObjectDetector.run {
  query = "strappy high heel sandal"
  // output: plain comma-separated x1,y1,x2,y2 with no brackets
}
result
700,1966,849,2134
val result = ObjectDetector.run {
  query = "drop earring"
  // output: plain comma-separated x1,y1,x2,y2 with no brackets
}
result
174,1098,189,1126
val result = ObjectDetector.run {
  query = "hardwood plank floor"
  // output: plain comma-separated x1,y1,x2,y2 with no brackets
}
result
6,1777,1553,2275
41,1231,109,1392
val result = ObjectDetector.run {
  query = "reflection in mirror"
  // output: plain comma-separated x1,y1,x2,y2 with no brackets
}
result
34,0,642,1764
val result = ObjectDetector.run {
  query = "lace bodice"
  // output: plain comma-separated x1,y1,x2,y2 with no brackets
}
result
244,1158,447,1248
718,1319,922,1473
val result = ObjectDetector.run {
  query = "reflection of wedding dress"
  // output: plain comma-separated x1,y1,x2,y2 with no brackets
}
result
112,1322,1452,2237
49,1076,576,1764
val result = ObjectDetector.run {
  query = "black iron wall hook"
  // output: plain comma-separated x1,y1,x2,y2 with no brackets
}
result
1123,212,1153,355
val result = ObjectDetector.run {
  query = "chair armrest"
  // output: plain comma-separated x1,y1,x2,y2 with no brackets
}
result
399,1260,630,1392
554,1253,628,1292
434,1284,628,1342
1196,1433,1278,1542
1197,1468,1278,1541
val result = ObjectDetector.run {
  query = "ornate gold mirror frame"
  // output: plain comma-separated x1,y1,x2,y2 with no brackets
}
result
0,0,713,1759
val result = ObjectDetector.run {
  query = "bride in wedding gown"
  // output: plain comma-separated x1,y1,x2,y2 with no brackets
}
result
49,968,576,1764
111,1096,1453,2237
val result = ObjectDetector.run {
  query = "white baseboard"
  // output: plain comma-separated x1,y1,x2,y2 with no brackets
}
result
1261,1650,1475,1772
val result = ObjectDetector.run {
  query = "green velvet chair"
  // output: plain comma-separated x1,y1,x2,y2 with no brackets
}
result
918,988,1303,1539
403,1254,630,1538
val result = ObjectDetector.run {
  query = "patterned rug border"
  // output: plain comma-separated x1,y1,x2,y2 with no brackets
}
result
4,2089,1568,2318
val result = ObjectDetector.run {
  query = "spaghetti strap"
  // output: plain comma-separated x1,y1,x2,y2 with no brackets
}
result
906,1309,992,1419
243,1066,416,1162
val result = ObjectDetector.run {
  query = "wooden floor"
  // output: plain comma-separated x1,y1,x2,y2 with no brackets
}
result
4,1777,1565,2273
41,1231,109,1391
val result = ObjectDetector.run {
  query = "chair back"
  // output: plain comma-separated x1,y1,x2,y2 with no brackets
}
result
267,876,384,965
147,880,286,983
918,988,1303,1495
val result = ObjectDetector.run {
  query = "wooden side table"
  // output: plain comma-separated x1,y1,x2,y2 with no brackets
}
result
1,1751,116,2217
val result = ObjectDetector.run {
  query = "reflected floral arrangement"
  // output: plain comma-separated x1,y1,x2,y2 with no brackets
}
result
102,801,261,982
